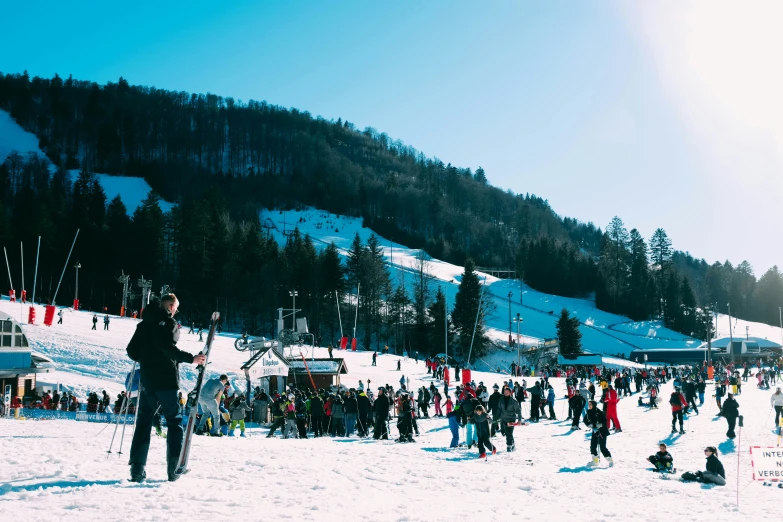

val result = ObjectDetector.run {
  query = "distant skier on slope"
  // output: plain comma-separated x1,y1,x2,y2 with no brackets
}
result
126,294,207,483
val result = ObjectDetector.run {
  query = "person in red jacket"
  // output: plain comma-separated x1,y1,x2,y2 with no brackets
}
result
670,386,688,434
602,385,622,432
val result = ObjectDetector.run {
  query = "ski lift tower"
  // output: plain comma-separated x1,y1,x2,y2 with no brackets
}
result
117,271,130,316
137,276,152,315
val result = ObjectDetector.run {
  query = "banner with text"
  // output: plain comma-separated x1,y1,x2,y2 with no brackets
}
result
750,447,783,481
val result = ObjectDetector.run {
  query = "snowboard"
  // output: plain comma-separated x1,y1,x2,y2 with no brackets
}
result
173,311,220,478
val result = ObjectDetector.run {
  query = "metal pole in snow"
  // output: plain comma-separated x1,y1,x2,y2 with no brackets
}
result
52,229,79,306
335,290,344,339
20,242,24,293
467,276,487,367
20,242,24,322
31,236,40,304
444,291,448,365
353,283,360,341
3,247,13,291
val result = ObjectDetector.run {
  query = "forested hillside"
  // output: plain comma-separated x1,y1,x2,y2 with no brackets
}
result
0,70,780,341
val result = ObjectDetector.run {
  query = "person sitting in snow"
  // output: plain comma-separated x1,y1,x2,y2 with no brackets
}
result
647,443,673,472
680,446,725,486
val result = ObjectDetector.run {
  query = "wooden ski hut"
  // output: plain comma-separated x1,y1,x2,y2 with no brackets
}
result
288,358,348,390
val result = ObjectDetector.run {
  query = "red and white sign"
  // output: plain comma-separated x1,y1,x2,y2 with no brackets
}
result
750,446,783,482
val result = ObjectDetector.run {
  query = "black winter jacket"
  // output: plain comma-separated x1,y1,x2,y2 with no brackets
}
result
584,408,610,437
722,398,740,419
127,305,194,391
706,454,725,478
344,396,359,414
357,393,371,414
373,394,390,419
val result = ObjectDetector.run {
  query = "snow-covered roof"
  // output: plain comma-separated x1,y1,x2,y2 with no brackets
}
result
707,337,782,349
288,358,348,375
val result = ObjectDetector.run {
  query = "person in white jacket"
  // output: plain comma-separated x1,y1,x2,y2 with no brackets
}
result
771,387,783,427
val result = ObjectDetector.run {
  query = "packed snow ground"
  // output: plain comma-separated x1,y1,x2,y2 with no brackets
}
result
1,341,781,521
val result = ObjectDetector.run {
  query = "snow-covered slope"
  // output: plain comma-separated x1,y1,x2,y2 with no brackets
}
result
66,170,174,214
260,208,736,360
0,109,174,214
0,109,41,162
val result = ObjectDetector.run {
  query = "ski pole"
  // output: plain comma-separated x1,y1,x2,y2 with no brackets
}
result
107,362,136,456
118,380,140,457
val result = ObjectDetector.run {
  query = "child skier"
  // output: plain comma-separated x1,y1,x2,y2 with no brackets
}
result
647,443,674,472
228,395,251,437
472,405,496,458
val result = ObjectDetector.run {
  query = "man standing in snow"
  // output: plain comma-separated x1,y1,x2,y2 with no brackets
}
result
670,386,688,434
373,387,390,440
197,375,229,436
496,386,522,451
127,294,207,483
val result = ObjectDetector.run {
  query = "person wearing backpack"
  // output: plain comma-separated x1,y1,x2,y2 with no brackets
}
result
670,386,688,434
126,294,206,483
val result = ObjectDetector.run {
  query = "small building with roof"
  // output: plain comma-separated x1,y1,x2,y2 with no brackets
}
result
288,358,348,390
0,310,55,407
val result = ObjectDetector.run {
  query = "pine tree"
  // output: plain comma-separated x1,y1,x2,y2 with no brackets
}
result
650,228,673,268
427,286,455,356
556,308,582,356
452,258,491,361
598,217,630,313
663,270,681,329
679,276,697,335
627,229,651,320
474,166,487,185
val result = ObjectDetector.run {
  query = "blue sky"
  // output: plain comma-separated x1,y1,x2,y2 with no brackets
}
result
1,1,780,273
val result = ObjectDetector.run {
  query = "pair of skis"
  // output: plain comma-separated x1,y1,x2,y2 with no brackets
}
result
173,311,220,478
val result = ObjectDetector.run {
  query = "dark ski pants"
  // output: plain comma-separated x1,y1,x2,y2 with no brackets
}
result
477,434,495,455
311,415,323,437
648,455,671,471
686,396,698,414
530,398,540,421
590,432,611,458
774,406,782,426
726,416,737,438
672,410,684,430
548,403,556,419
296,418,307,438
129,387,183,475
373,416,389,439
267,417,285,437
505,425,515,448
357,413,369,436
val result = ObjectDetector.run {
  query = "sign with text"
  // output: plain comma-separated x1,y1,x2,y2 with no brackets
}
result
750,447,783,481
246,349,289,378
